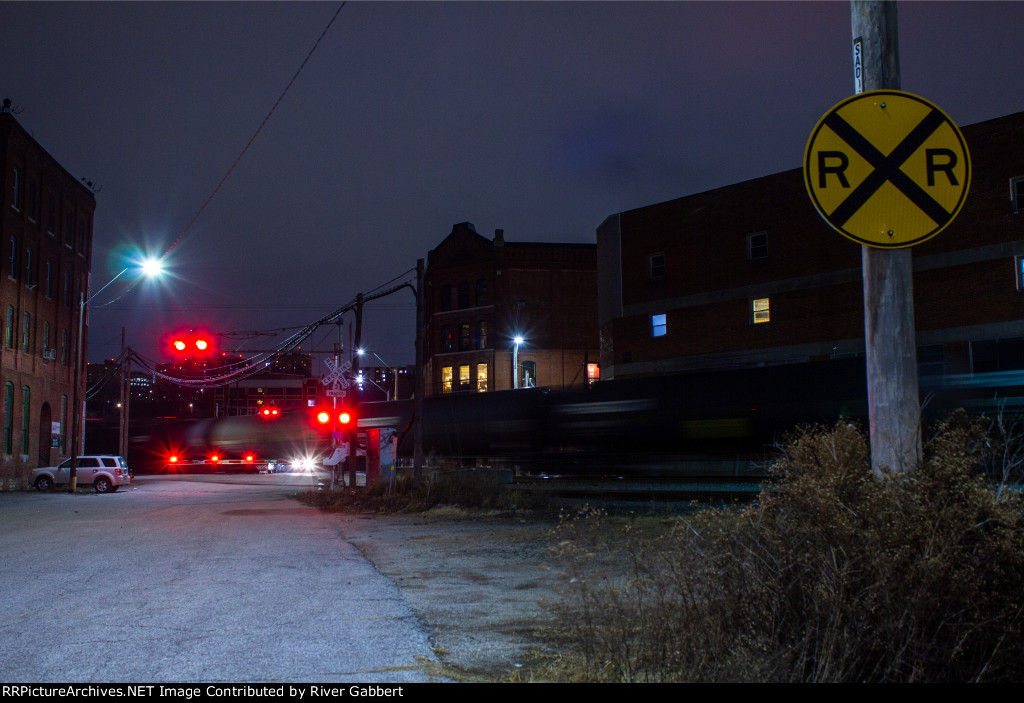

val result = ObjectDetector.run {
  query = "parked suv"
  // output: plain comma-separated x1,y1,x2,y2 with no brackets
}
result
31,455,133,493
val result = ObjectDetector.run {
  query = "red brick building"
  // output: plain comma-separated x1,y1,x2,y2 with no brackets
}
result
597,111,1024,380
0,105,94,485
425,222,599,396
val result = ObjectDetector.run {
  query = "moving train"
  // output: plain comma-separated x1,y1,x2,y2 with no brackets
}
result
128,357,1024,477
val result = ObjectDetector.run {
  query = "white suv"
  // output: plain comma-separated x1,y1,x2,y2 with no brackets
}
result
31,455,133,493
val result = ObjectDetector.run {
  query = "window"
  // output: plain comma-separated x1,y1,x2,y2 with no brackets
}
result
439,285,452,311
457,281,470,309
651,313,667,337
521,361,537,388
61,329,68,365
748,232,768,260
441,326,454,352
752,298,771,324
42,321,50,356
44,260,52,298
60,395,67,454
21,386,30,455
476,320,488,349
46,196,56,233
63,270,70,307
475,279,488,306
8,237,16,279
649,253,666,280
476,364,488,392
441,366,453,394
459,323,471,351
21,312,30,352
4,306,12,348
587,363,600,387
1012,177,1024,213
3,383,12,454
11,167,20,211
459,364,471,391
78,221,87,254
24,248,33,287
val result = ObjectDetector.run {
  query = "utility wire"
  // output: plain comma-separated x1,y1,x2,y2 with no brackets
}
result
162,2,347,260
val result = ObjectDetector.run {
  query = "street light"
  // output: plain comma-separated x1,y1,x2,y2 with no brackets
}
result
513,335,524,389
356,348,398,400
68,255,164,491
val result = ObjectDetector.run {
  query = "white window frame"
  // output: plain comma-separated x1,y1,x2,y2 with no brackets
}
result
651,313,667,337
752,298,770,325
748,231,768,261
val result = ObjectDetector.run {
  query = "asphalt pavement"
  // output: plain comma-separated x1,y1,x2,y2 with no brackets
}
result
0,475,445,683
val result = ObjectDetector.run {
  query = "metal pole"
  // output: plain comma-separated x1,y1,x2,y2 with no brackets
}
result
68,292,84,492
851,0,921,474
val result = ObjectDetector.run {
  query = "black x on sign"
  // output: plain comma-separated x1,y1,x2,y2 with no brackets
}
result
804,90,970,248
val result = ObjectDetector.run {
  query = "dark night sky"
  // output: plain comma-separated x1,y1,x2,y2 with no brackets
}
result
3,1,1022,371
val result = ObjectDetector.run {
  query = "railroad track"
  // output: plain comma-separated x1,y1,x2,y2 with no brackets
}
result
513,474,767,504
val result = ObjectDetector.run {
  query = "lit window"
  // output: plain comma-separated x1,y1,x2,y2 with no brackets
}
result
441,366,453,394
649,253,666,280
1012,177,1024,213
748,232,768,260
21,312,29,352
4,306,12,349
651,313,667,337
476,364,488,392
459,364,471,391
752,298,771,324
587,363,600,387
1017,256,1024,291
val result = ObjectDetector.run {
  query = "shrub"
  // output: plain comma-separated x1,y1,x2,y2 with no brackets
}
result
551,417,1024,682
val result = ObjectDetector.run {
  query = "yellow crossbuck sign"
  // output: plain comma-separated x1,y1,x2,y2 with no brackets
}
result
804,90,970,248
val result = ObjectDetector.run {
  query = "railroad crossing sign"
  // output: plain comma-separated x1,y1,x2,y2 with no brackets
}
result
322,358,352,397
804,90,970,248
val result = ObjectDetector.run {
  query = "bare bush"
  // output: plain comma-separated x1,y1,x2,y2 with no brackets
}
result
551,418,1024,682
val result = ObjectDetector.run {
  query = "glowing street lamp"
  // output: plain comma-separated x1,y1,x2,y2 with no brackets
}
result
69,254,165,492
513,335,524,389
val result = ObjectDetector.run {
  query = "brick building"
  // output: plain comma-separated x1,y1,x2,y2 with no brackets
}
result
0,105,93,484
597,110,1024,380
424,222,599,396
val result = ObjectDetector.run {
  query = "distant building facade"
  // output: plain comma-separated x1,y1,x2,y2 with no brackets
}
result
597,111,1024,380
1,105,94,483
424,222,599,396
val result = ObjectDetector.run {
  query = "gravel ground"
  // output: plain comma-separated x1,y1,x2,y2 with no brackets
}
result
326,510,567,682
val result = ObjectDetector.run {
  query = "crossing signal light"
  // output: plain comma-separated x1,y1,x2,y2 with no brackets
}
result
314,408,355,426
260,406,280,419
169,331,214,357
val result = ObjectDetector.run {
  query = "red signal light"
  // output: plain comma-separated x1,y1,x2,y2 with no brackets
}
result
316,410,331,424
339,411,352,425
173,340,186,352
195,339,208,351
245,454,254,462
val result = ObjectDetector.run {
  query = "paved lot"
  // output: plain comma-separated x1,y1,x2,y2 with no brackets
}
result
0,476,446,683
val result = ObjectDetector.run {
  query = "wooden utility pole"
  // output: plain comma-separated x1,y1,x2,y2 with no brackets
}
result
348,293,363,489
852,0,921,474
414,259,425,481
